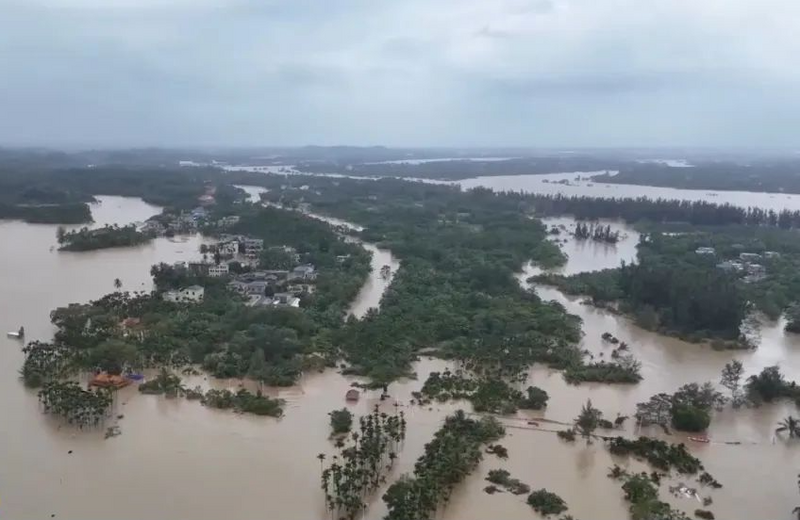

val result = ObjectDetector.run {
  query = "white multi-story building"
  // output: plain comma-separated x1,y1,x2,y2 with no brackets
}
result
219,241,240,257
244,238,264,257
163,285,205,303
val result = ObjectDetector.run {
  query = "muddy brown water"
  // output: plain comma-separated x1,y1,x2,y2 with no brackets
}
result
1,195,799,519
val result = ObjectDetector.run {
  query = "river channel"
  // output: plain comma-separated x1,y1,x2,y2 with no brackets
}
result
1,186,799,519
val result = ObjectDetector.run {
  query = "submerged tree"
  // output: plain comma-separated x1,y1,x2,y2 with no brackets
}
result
320,405,406,519
383,410,503,520
329,408,354,435
38,381,113,428
777,416,800,439
575,399,603,443
720,360,744,408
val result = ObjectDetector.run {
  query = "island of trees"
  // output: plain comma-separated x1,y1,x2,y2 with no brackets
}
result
57,224,151,251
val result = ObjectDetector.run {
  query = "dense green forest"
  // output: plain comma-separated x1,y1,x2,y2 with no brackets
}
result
253,175,650,388
260,179,584,385
0,164,266,223
535,236,746,342
593,160,800,194
536,225,800,341
0,202,92,224
57,224,151,251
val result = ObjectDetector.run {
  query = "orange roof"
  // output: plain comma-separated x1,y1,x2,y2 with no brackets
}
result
90,373,131,389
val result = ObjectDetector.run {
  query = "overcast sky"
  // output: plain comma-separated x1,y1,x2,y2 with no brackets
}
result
1,0,799,148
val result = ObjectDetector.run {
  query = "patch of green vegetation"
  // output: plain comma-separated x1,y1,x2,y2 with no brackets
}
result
607,437,706,475
557,429,576,442
0,202,92,224
527,489,568,516
746,365,800,405
57,224,151,251
415,370,551,414
635,382,726,432
139,369,183,397
564,358,642,384
38,381,113,427
519,385,549,410
620,474,688,520
486,469,530,495
202,388,283,417
329,408,354,435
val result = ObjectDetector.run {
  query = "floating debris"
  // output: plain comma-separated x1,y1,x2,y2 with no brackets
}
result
104,425,122,439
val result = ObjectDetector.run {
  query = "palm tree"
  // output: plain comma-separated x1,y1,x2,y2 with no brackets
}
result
777,416,800,438
113,278,122,290
317,453,326,470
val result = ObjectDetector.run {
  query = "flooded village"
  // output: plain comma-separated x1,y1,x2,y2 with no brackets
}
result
2,172,800,520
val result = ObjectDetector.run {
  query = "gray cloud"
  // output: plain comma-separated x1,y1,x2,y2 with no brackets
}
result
1,0,799,147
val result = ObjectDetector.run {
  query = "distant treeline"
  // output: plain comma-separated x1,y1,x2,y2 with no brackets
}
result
295,157,623,180
526,194,800,228
0,202,92,224
0,165,251,224
594,161,800,195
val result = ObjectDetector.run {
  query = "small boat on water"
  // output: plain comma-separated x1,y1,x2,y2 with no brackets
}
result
688,436,710,443
7,326,24,339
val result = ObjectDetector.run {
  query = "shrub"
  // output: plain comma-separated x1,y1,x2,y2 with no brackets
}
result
607,436,705,475
671,404,710,432
557,429,576,442
329,408,354,435
519,386,549,410
486,469,530,495
486,444,509,459
527,489,568,516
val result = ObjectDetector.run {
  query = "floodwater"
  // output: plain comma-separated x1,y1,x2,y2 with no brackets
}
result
345,241,399,319
459,171,800,212
2,194,800,519
230,163,800,212
0,196,213,519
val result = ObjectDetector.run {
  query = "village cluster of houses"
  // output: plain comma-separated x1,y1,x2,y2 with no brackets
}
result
695,247,779,283
141,208,241,236
217,234,268,259
163,234,318,309
228,265,317,307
